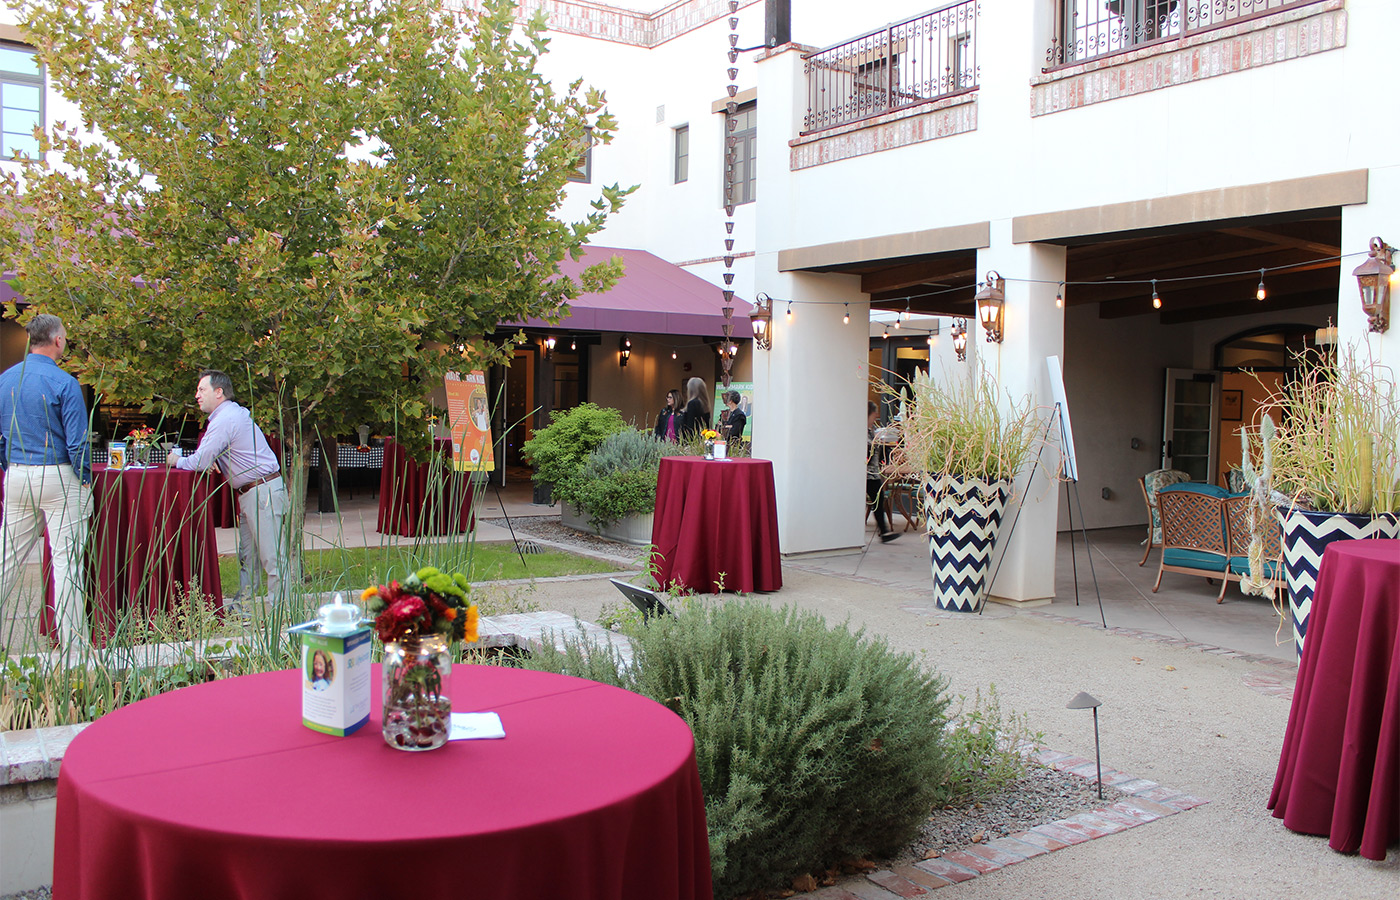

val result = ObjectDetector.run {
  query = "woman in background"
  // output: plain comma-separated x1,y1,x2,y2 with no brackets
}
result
654,389,680,442
721,390,746,443
680,377,711,439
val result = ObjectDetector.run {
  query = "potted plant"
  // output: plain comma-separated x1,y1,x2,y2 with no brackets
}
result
556,428,667,544
1242,349,1400,656
897,368,1045,612
521,403,627,507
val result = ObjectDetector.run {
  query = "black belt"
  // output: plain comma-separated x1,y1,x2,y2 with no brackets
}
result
235,473,281,496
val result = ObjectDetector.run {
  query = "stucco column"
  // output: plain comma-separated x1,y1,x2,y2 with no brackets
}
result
1338,166,1399,369
974,230,1066,605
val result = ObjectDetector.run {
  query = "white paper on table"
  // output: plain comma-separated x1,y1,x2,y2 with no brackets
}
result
449,712,506,740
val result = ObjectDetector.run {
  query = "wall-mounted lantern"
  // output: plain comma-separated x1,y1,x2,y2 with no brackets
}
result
1352,236,1393,333
748,292,773,350
951,318,968,362
619,334,631,367
974,271,1005,343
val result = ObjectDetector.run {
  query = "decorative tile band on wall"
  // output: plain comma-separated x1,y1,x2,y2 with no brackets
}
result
1031,5,1346,117
515,0,759,48
790,96,977,171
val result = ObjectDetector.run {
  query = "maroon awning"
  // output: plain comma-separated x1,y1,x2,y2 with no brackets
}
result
514,246,752,338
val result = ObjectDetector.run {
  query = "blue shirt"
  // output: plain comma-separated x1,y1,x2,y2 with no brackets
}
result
0,353,92,484
174,399,279,489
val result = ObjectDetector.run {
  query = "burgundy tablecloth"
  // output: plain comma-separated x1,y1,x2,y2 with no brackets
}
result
650,456,782,593
10,465,224,645
1269,539,1400,860
376,439,475,537
53,665,713,900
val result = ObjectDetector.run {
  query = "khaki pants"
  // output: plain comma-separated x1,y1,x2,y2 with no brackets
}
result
0,465,93,648
236,476,289,605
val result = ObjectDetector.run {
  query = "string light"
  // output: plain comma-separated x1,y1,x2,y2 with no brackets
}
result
901,301,910,322
882,326,889,339
1256,269,1267,301
1151,279,1161,309
1055,282,1064,308
786,301,793,322
671,350,677,359
843,303,850,324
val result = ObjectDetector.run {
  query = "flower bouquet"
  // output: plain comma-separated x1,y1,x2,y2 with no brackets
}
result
126,425,160,465
701,429,719,459
362,567,480,751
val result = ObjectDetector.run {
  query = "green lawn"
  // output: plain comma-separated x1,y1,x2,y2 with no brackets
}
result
218,542,624,597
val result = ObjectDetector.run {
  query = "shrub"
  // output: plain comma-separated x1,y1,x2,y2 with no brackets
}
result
934,684,1043,807
558,428,667,529
526,599,951,899
520,403,627,496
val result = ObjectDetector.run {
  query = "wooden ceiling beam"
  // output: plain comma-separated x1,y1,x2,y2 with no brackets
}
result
860,255,977,294
1218,226,1339,257
1097,267,1338,319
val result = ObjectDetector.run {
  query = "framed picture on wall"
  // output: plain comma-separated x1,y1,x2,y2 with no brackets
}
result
1221,389,1243,422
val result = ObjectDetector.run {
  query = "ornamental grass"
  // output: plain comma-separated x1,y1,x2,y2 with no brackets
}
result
1243,349,1400,515
895,367,1045,486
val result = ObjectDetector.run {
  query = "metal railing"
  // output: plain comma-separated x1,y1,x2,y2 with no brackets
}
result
1046,0,1324,68
802,1,979,135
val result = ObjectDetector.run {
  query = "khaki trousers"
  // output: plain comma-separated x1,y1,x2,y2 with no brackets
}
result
0,465,93,648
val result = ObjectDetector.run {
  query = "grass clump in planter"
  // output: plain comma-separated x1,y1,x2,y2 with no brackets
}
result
527,598,951,900
556,428,667,531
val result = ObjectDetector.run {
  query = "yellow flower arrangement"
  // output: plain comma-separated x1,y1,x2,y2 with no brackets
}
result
701,429,719,440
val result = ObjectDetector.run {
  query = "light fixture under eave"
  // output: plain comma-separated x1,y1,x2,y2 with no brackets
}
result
974,271,1005,343
543,334,556,360
1256,269,1267,302
748,292,773,350
951,318,967,362
1352,236,1393,333
1151,279,1161,310
843,303,850,325
1055,282,1064,309
619,334,631,367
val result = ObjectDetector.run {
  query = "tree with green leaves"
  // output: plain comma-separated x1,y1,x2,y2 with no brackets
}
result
0,0,631,459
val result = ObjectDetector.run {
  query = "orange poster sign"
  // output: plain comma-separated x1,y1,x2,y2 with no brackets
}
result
444,371,494,472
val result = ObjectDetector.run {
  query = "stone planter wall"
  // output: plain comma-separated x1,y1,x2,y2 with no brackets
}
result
560,507,655,546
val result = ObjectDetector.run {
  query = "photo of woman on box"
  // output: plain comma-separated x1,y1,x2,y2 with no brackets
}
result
310,650,335,691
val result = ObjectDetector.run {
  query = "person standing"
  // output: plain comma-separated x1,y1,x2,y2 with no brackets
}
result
721,390,746,444
0,314,95,648
654,389,680,442
168,370,289,611
867,401,898,543
679,377,711,440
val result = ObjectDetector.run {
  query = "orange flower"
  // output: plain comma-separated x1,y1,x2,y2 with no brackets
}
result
463,604,480,643
443,608,457,620
360,586,378,603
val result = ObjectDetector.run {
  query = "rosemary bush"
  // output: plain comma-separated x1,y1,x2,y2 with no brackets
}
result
557,428,667,529
527,599,951,900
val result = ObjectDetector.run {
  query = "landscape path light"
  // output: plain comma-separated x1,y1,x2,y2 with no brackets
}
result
1066,691,1104,799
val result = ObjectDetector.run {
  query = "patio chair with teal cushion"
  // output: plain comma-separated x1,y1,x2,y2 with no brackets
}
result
1137,468,1192,566
1153,483,1230,593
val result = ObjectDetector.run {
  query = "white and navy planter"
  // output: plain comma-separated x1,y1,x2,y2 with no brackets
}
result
1279,508,1399,657
922,474,1010,613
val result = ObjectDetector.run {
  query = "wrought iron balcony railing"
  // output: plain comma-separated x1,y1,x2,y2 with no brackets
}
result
1046,0,1325,69
802,1,979,135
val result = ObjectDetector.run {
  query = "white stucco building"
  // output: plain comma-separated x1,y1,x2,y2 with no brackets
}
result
531,0,1398,603
3,1,1396,602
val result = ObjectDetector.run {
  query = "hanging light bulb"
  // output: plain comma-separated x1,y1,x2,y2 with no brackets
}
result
902,301,910,322
1256,269,1267,301
882,326,889,339
671,350,677,359
1055,283,1064,308
926,333,934,347
1151,279,1161,310
843,303,850,325
570,336,577,351
786,301,793,322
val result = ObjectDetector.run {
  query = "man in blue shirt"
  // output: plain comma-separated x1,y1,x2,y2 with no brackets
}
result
169,369,289,611
0,314,94,649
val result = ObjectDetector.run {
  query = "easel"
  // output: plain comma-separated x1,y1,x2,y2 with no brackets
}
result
977,360,1105,627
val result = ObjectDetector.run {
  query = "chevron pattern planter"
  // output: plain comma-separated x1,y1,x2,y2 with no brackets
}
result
1280,509,1398,657
923,475,1010,613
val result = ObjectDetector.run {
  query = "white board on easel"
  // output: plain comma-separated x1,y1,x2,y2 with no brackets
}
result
1046,355,1078,483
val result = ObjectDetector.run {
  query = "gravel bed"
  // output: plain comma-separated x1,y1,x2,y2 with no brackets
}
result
481,515,645,562
883,761,1103,866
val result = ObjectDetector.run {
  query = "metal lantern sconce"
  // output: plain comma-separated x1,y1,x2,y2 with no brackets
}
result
1352,236,1393,333
619,334,631,367
951,318,968,362
749,292,773,350
543,334,556,360
974,271,1006,343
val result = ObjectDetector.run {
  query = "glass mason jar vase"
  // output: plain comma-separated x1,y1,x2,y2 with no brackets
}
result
381,633,452,751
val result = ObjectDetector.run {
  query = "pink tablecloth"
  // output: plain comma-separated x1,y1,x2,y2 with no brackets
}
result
54,665,713,900
1269,539,1400,860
